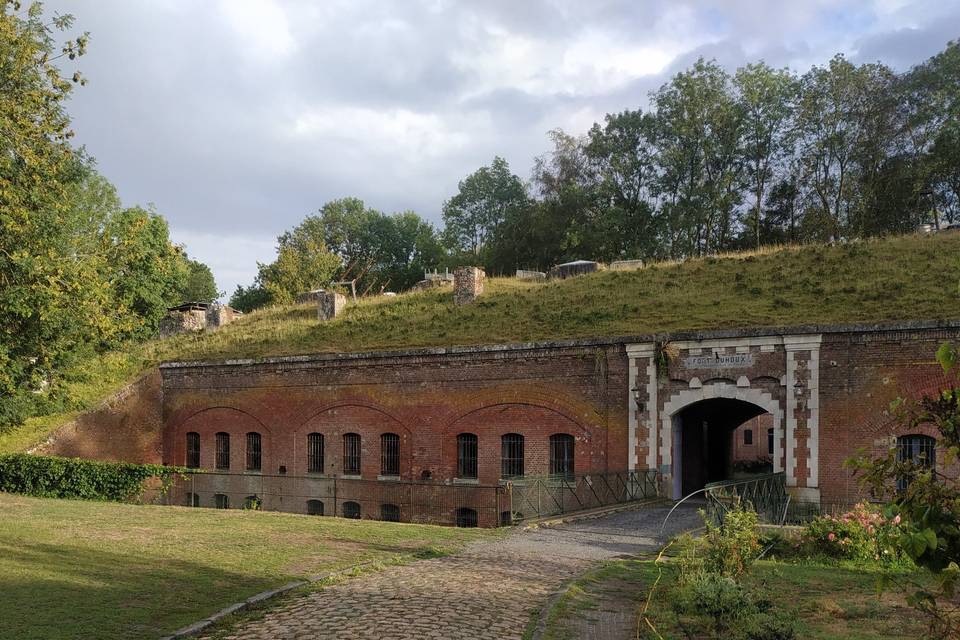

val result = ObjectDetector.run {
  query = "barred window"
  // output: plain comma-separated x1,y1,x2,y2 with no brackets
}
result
185,492,200,507
307,433,325,473
381,433,400,476
343,433,361,475
501,433,524,478
767,428,774,456
549,434,575,478
214,493,229,509
215,432,230,470
457,433,478,479
744,429,753,445
342,501,361,519
896,434,936,490
456,507,478,528
380,503,400,522
307,499,324,516
186,432,200,468
246,432,262,471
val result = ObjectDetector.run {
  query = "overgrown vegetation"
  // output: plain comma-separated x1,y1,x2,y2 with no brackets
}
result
0,493,492,640
0,453,184,502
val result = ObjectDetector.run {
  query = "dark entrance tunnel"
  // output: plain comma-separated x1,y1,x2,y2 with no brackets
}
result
673,398,770,496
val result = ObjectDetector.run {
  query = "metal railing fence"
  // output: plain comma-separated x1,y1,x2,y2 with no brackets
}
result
161,469,661,528
702,471,790,525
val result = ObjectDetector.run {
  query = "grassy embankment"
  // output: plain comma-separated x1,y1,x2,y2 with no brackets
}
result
539,558,927,640
2,232,958,454
0,493,492,640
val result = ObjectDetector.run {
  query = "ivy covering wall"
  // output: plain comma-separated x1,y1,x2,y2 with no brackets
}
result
0,454,185,502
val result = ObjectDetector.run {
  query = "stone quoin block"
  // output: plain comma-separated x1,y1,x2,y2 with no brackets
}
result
317,291,346,321
454,266,485,305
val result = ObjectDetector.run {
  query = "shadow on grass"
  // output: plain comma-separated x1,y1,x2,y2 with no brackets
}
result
0,540,277,640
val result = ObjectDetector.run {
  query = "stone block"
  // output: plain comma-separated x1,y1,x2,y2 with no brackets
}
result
454,266,485,305
317,291,346,321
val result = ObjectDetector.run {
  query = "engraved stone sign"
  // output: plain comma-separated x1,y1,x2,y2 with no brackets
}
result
683,352,755,369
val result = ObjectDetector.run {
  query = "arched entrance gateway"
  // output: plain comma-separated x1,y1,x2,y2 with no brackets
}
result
670,397,773,497
627,334,821,503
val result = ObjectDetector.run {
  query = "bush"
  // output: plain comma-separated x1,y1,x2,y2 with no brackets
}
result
742,610,798,640
0,453,185,502
801,502,904,564
704,508,762,578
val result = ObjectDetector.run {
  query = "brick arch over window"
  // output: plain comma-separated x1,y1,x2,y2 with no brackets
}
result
437,386,603,433
442,400,593,483
168,407,271,471
293,401,413,477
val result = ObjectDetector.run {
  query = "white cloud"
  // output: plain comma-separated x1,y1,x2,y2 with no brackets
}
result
217,0,296,60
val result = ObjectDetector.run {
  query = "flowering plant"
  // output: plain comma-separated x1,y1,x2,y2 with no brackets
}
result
801,502,904,563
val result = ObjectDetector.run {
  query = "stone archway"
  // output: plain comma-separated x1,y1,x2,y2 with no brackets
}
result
661,384,783,498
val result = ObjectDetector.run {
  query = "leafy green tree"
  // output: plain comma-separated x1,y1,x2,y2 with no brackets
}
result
179,258,219,304
650,58,745,257
734,63,797,248
584,110,661,260
442,157,528,263
228,284,271,314
100,206,190,340
257,221,341,305
0,2,104,428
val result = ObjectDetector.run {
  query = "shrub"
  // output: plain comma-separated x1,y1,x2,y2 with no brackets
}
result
0,453,185,502
674,573,755,635
801,502,904,564
704,507,762,578
742,610,798,640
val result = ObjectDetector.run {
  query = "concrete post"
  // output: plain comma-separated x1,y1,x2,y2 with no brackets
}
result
317,291,346,321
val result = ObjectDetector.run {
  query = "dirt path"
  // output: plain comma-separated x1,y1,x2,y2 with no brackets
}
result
202,504,700,640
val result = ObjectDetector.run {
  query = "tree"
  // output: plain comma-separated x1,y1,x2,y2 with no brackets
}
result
100,207,190,340
179,258,219,304
734,63,797,248
584,110,662,260
442,157,528,264
256,220,341,305
650,59,745,257
0,2,103,428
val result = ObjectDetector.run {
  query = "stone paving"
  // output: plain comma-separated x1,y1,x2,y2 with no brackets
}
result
206,504,700,640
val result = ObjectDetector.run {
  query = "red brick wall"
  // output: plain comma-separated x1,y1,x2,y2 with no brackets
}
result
161,343,629,520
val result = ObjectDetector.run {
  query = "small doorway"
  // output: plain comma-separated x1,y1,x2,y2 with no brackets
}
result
671,398,772,497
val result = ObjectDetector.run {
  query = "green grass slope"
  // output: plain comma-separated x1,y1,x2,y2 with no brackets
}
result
2,233,958,454
165,232,960,360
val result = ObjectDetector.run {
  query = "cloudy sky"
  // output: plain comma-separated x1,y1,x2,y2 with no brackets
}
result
47,0,959,298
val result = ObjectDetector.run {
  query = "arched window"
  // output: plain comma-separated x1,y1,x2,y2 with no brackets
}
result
380,503,401,522
185,492,200,507
342,501,361,519
456,507,478,528
306,499,324,516
243,495,261,510
246,432,262,471
896,434,936,490
214,493,229,509
457,433,478,479
381,433,400,476
215,432,230,470
343,433,361,475
186,432,200,468
549,434,575,478
501,433,524,478
307,433,324,473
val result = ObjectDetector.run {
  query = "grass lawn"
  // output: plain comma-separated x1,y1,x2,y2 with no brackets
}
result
0,493,493,640
541,559,927,640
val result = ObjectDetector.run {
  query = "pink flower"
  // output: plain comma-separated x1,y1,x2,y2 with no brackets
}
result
892,515,901,525
828,533,836,542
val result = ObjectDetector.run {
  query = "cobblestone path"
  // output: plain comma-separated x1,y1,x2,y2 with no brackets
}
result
208,504,700,640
